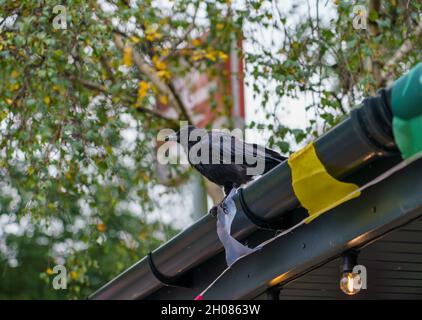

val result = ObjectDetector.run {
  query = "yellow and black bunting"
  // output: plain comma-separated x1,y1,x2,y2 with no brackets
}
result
288,142,361,223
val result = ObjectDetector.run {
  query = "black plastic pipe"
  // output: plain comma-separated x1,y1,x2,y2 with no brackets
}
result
90,88,398,300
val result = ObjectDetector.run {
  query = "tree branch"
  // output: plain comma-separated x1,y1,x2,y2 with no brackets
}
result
65,75,179,127
113,34,193,124
367,0,383,92
381,19,422,82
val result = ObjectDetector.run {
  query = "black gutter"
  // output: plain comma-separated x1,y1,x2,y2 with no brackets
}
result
147,156,422,299
90,87,398,300
240,88,396,222
203,158,422,299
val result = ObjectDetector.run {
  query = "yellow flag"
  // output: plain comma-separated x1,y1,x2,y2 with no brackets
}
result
288,142,361,223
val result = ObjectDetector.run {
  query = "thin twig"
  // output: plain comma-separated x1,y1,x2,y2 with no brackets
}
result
381,19,422,81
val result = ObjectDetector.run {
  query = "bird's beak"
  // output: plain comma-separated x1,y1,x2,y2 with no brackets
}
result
165,134,178,142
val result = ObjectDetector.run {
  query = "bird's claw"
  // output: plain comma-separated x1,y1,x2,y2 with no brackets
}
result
221,202,229,215
209,205,218,217
209,202,229,217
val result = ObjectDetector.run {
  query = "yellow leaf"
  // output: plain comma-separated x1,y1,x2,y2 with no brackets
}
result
10,83,20,91
205,51,217,62
158,18,168,26
130,36,140,43
161,48,170,57
192,50,204,61
28,166,34,175
123,46,133,67
158,95,168,105
141,172,150,183
152,56,167,70
65,171,73,180
5,99,13,105
97,223,106,232
145,26,162,42
11,70,18,78
216,23,224,31
46,268,54,275
218,51,229,61
138,231,147,241
157,70,171,80
0,110,8,122
44,96,51,105
191,38,201,46
137,81,150,101
70,271,78,280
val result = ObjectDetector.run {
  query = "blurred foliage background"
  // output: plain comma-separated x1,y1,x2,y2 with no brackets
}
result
0,0,420,299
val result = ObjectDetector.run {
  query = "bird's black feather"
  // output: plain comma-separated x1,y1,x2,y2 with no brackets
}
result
174,126,287,195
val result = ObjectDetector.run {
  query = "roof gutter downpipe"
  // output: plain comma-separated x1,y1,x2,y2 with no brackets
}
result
91,88,397,300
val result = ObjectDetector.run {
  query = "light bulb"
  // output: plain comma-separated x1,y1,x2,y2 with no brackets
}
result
340,272,361,296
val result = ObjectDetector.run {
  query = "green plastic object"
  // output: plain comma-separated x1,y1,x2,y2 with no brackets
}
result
391,62,422,159
393,115,422,159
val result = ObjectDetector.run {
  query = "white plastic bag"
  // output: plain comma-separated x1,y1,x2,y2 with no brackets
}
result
216,189,257,266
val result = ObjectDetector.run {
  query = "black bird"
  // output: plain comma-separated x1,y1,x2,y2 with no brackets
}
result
165,125,286,200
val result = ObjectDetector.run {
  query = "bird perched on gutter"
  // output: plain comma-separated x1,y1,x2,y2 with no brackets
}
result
165,125,286,215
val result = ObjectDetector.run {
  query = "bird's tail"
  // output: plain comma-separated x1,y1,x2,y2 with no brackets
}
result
263,147,287,174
